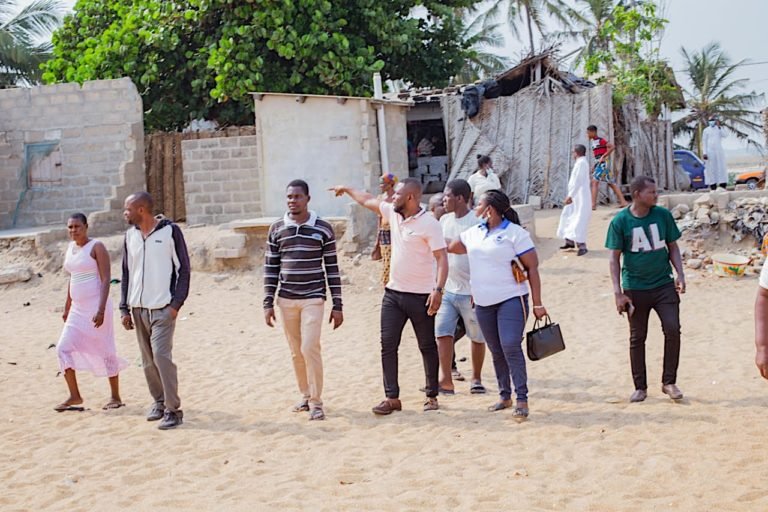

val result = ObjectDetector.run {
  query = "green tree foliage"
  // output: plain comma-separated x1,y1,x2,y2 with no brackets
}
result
453,7,509,83
0,0,63,87
481,0,574,53
674,42,764,153
577,1,682,118
43,0,474,131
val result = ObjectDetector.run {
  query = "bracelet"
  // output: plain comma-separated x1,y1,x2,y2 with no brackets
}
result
533,305,546,310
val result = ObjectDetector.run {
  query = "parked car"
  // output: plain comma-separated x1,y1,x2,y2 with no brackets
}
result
735,169,766,190
673,150,708,190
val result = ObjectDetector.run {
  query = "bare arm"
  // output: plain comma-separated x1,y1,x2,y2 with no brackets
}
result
446,238,467,255
756,287,768,379
668,241,686,294
426,249,448,315
92,242,111,327
329,186,381,214
519,250,546,319
610,249,631,314
602,140,615,160
63,279,72,322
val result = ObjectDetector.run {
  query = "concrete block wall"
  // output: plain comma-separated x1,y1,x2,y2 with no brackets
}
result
0,78,144,234
182,136,262,225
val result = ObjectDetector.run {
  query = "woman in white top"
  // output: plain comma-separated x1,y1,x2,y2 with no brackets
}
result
467,155,502,204
447,189,547,420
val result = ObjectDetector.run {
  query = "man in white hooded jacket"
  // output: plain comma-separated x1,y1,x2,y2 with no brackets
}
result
557,144,593,256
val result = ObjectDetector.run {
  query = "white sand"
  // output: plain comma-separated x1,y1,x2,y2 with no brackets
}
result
1,208,767,511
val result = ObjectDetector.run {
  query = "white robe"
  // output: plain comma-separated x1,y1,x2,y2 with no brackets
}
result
557,156,592,243
702,125,728,185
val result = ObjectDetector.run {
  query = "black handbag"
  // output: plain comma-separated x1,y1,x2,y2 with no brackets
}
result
526,315,565,361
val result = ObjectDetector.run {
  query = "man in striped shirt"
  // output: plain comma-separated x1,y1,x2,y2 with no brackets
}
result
264,179,343,421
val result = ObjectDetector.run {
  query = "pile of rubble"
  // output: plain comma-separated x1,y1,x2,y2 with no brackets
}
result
672,193,767,275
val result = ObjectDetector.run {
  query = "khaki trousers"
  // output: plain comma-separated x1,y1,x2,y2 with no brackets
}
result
132,306,180,413
277,297,325,409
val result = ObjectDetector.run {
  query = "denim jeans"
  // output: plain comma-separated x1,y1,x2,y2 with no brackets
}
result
380,288,439,399
625,283,681,390
475,295,529,402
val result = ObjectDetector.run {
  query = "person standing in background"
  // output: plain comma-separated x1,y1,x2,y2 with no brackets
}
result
372,173,397,287
468,155,501,204
557,145,593,256
702,116,728,190
588,125,628,210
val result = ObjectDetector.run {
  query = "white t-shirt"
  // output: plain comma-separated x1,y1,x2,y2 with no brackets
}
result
440,211,480,295
760,259,768,289
468,170,501,200
460,220,535,307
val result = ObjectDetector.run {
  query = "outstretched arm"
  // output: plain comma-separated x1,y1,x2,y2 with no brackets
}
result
329,186,381,214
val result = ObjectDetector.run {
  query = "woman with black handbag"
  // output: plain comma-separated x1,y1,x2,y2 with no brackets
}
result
446,190,547,420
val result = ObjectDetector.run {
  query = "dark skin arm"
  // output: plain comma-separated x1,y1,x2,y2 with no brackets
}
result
668,241,686,294
756,287,768,379
329,186,382,214
63,280,72,322
427,249,448,315
91,242,111,328
519,250,547,320
446,238,467,254
610,249,632,314
600,141,616,163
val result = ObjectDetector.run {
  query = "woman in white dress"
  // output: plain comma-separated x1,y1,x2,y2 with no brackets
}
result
468,155,502,205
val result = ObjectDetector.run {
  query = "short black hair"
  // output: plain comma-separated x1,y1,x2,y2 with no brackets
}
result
477,154,492,167
574,144,587,156
587,124,598,132
286,179,309,195
68,212,87,226
445,179,471,203
400,177,423,197
630,175,656,195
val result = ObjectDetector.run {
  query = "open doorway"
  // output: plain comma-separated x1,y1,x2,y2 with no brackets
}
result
407,101,448,194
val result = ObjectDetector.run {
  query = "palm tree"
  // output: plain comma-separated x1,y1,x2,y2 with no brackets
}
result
454,8,510,83
0,0,63,87
547,0,615,69
482,0,575,54
673,42,765,154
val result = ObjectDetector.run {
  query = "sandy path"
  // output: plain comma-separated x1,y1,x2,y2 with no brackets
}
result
1,208,767,511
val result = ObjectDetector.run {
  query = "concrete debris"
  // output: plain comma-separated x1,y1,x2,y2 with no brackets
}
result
0,265,33,285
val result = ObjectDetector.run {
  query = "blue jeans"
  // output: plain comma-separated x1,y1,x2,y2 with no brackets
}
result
475,295,529,402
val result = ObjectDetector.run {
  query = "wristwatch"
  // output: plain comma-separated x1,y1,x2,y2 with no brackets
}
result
433,286,444,294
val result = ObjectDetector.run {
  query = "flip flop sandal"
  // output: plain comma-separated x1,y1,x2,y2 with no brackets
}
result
438,387,455,396
470,383,487,394
54,404,85,412
451,369,466,382
102,401,125,410
309,408,325,421
488,401,512,412
292,400,310,412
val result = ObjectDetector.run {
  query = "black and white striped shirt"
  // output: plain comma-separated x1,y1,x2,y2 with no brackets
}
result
263,211,342,311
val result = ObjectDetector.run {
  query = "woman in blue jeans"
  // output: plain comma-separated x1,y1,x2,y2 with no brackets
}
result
447,189,547,420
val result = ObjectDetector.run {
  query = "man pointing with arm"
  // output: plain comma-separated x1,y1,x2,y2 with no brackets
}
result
330,178,448,414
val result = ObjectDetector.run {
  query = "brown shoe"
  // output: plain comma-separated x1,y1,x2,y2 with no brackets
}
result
662,384,683,400
630,389,647,403
372,398,402,415
423,397,439,412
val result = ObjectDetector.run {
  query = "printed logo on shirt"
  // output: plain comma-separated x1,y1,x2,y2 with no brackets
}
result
154,240,163,243
494,234,505,244
311,233,323,241
631,224,666,253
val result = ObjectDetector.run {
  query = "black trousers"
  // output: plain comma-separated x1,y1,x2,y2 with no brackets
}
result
380,288,439,399
625,283,681,390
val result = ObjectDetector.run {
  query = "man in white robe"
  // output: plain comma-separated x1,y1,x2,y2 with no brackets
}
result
557,144,592,256
702,117,728,190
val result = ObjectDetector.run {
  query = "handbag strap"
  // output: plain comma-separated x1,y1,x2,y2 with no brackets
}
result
532,314,552,330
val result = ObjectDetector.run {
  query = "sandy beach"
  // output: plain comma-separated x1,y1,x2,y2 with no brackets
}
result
2,207,767,511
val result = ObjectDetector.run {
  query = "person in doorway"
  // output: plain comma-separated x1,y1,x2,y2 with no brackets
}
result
447,190,548,420
264,180,343,421
557,144,593,256
330,178,448,415
755,259,768,380
606,176,685,403
54,213,128,412
468,155,501,204
435,179,486,396
702,116,728,190
417,135,436,157
120,192,190,430
588,125,629,209
372,173,397,287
